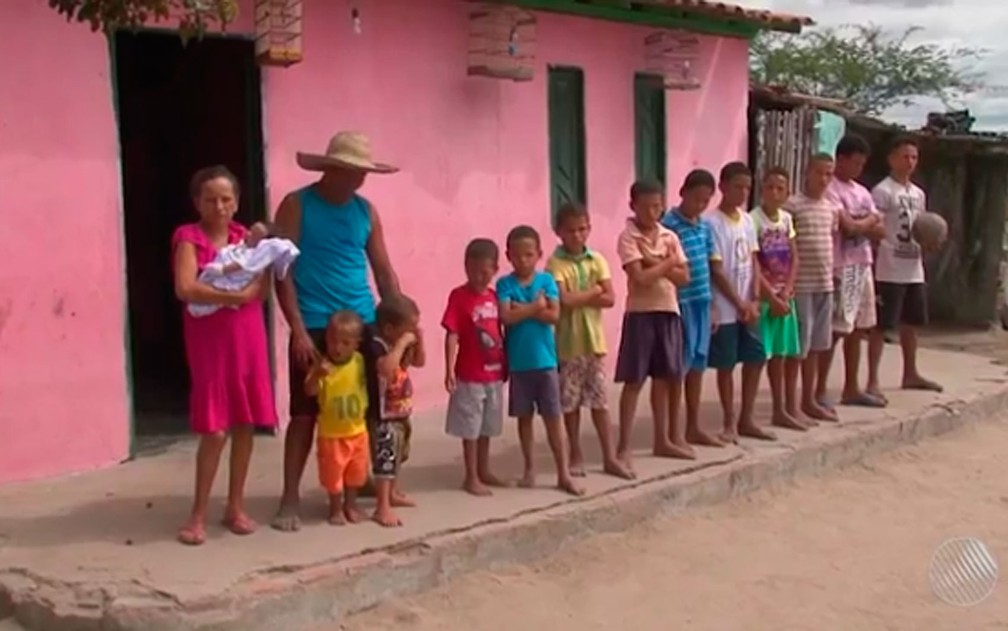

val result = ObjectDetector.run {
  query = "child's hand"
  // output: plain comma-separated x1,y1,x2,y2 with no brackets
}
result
739,301,760,323
769,296,789,317
444,372,456,394
535,292,548,311
399,331,418,348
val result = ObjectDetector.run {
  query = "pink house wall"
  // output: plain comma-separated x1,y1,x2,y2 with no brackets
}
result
260,0,750,413
0,0,748,483
0,3,129,482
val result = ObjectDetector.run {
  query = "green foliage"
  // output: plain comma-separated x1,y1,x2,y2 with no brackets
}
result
750,24,984,115
48,0,238,37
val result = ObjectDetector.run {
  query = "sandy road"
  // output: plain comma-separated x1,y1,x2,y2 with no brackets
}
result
338,412,1008,631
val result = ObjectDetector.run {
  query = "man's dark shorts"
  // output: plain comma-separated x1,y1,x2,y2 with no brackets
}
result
288,326,381,429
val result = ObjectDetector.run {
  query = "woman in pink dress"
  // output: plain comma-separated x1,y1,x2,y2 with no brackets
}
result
172,165,278,545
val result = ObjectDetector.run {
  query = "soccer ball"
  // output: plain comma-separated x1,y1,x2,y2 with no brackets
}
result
912,212,948,250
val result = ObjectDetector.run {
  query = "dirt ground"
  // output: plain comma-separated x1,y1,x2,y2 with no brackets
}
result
337,329,1008,631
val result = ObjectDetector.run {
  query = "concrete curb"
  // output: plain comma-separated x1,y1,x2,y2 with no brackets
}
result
4,386,1008,630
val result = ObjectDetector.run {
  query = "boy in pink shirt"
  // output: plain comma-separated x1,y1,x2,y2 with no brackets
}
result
821,134,887,409
614,180,693,473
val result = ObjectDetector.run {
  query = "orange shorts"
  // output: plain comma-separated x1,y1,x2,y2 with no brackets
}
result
317,433,369,494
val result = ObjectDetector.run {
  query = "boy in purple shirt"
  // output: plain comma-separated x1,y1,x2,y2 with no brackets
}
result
821,135,887,409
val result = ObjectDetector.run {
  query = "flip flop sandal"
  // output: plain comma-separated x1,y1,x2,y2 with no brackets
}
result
222,515,258,536
817,398,837,412
841,393,887,408
177,524,206,546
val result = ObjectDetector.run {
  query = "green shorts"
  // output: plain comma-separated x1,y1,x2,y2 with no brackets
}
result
760,300,801,359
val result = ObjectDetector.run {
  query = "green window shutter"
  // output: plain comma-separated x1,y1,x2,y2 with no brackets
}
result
548,66,587,224
634,73,666,186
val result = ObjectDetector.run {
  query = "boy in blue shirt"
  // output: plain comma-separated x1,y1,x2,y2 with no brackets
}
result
497,225,585,497
661,169,723,449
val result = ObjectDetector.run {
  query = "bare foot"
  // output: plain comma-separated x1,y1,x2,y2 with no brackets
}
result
270,502,302,532
902,376,943,392
801,402,838,422
478,472,512,488
771,410,808,431
603,458,637,480
518,471,536,488
177,518,206,546
557,476,586,497
739,422,777,441
344,505,367,523
654,441,697,460
865,386,888,404
718,429,739,445
222,511,257,536
327,510,347,526
616,451,636,477
391,491,416,508
687,428,726,447
464,478,493,497
569,460,587,477
373,506,402,528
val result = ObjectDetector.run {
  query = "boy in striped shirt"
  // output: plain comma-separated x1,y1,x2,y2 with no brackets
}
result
784,154,841,423
661,169,723,451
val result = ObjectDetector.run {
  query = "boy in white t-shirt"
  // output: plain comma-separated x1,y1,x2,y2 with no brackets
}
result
868,137,943,397
707,162,774,444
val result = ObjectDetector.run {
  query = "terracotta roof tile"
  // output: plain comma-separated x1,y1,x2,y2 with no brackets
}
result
638,0,815,33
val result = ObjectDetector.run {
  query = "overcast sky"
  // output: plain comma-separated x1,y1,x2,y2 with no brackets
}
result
745,0,1008,130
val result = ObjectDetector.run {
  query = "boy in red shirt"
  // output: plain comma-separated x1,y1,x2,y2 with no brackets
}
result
442,239,509,496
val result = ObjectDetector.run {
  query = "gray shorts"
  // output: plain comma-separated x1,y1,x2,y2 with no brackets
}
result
508,369,562,419
795,291,834,358
445,381,504,440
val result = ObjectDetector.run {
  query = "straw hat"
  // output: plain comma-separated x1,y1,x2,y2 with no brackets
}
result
296,132,398,174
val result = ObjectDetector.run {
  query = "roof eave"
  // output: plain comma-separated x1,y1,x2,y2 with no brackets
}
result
485,0,814,39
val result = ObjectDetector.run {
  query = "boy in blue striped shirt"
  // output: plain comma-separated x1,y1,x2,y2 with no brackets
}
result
661,170,723,452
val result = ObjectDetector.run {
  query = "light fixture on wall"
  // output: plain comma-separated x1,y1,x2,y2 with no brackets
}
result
644,30,701,91
467,2,536,82
254,0,304,67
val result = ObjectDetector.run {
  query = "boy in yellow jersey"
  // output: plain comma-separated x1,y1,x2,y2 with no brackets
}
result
305,310,370,525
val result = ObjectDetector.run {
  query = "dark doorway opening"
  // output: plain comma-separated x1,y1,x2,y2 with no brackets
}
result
112,30,268,452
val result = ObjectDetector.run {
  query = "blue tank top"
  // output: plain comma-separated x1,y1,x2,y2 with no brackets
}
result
293,187,375,328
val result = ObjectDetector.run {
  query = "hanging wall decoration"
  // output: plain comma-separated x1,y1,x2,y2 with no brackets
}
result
467,3,537,82
255,0,304,67
644,30,701,91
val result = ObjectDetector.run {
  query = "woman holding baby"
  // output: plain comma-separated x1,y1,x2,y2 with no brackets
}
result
171,165,278,546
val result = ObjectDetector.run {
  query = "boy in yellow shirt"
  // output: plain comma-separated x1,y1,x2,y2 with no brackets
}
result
305,310,370,525
547,202,632,480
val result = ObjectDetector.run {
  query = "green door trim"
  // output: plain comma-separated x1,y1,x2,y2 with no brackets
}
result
497,0,763,39
634,73,667,186
547,65,587,225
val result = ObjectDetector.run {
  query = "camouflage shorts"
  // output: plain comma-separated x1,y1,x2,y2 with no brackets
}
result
558,355,608,413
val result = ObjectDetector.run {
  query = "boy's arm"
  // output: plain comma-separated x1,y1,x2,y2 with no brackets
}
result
784,234,799,300
557,282,603,308
534,276,561,324
410,328,426,368
587,278,616,308
499,299,543,325
443,332,459,392
666,239,690,286
618,230,677,287
376,333,416,380
710,261,746,311
303,361,325,396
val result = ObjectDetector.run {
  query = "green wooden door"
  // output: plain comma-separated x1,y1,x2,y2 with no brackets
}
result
634,73,666,185
548,67,587,223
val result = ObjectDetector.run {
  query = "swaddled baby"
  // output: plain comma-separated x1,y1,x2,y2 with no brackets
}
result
189,222,300,317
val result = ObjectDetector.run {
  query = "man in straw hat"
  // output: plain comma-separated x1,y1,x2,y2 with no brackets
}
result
271,131,401,532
